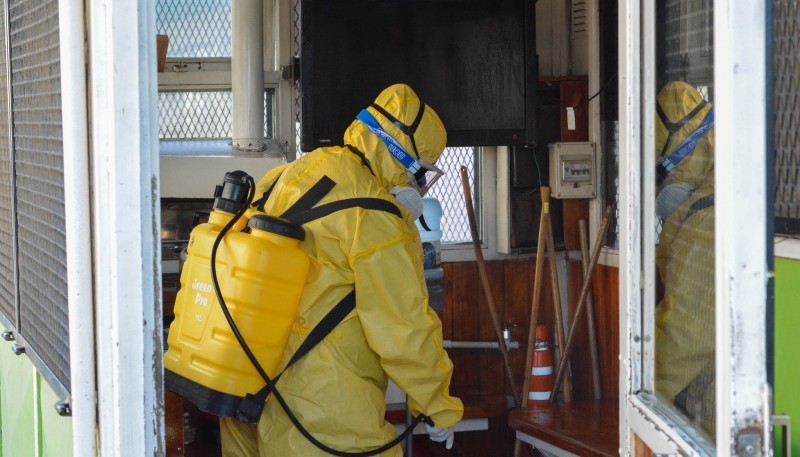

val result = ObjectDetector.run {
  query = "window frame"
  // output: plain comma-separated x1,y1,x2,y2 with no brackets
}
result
156,0,295,158
440,146,536,263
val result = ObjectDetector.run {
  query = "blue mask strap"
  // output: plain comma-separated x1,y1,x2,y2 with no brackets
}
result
657,107,714,178
356,109,421,174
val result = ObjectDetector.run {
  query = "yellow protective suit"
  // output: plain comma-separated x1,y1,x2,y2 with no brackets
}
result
220,83,463,456
654,81,715,437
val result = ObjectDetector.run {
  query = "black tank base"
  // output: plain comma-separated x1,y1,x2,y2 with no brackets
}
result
165,369,243,418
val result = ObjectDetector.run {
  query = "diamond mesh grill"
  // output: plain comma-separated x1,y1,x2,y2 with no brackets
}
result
156,0,231,58
293,0,302,155
603,121,620,248
8,0,69,391
158,89,274,140
659,0,714,92
775,0,800,231
0,1,13,322
426,147,477,244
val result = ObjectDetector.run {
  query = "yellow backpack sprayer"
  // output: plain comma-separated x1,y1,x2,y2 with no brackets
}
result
164,170,310,416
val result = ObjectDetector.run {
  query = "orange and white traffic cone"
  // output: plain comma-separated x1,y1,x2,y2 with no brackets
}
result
528,324,554,406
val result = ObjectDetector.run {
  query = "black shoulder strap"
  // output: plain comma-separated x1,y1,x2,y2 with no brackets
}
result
280,176,336,219
278,290,355,380
251,177,280,212
252,174,400,223
237,290,356,421
686,193,714,219
285,197,402,225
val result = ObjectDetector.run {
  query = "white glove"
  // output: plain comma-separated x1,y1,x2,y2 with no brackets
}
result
424,423,455,450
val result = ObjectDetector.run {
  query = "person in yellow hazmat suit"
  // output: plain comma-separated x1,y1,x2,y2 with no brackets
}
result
654,81,715,439
219,83,464,456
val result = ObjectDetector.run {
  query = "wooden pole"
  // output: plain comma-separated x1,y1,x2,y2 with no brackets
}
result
544,211,572,402
519,186,551,408
549,206,612,402
513,186,551,457
579,219,602,400
459,166,520,406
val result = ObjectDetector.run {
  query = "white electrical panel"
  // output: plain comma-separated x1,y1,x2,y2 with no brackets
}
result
548,142,596,199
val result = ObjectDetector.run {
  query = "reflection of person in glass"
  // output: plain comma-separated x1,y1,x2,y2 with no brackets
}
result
654,81,716,437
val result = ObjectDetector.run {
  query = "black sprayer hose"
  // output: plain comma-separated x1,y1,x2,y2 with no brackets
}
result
209,176,427,456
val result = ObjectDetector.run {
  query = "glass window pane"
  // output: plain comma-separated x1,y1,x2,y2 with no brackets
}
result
653,0,715,443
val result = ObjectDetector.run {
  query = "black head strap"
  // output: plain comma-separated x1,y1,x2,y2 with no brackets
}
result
369,102,427,160
657,99,708,159
345,144,375,175
657,99,708,134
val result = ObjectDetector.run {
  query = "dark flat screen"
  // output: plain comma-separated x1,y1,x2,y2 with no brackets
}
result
300,0,536,150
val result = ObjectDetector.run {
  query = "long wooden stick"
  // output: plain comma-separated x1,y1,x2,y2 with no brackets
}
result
579,219,602,400
545,211,572,402
513,187,551,457
549,206,612,402
519,186,551,408
459,166,520,407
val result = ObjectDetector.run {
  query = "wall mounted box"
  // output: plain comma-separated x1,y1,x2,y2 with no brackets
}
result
548,142,596,199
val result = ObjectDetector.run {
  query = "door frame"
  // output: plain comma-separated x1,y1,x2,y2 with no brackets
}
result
618,0,771,455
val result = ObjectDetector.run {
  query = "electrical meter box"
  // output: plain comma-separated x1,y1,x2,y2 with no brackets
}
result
548,142,596,199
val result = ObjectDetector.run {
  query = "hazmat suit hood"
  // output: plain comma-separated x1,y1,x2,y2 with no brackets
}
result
655,81,714,192
343,83,447,192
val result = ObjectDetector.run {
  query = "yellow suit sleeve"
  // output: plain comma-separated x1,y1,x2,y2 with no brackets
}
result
351,213,463,429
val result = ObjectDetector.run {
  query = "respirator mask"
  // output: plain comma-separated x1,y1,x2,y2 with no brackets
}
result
654,100,714,220
655,180,695,220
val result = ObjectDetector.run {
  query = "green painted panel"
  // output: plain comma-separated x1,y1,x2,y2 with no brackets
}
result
0,325,74,457
38,376,72,457
774,256,800,457
0,339,36,457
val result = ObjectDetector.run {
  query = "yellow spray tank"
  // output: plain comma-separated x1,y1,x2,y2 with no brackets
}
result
164,170,310,417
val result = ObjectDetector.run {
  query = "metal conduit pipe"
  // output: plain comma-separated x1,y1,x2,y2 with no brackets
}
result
443,340,521,350
232,0,265,151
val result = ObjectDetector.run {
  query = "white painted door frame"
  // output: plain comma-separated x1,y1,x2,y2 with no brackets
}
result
618,0,771,455
87,0,163,456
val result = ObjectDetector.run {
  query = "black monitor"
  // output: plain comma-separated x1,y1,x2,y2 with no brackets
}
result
299,0,537,150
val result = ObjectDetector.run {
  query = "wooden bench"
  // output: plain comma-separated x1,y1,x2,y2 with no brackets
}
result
508,400,619,457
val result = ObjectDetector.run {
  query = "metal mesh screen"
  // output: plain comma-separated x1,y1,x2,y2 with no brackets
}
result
603,121,620,248
293,0,302,155
8,0,69,391
426,147,478,244
0,1,14,323
158,89,274,140
774,0,800,233
156,0,231,58
658,0,714,92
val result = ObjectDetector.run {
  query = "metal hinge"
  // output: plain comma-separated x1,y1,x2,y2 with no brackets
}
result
736,430,762,457
735,383,773,457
